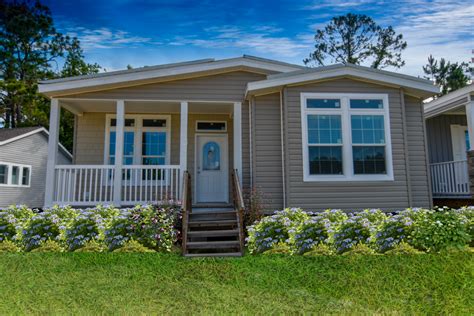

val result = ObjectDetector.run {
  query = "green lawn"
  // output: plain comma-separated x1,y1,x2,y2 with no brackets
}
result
0,253,472,315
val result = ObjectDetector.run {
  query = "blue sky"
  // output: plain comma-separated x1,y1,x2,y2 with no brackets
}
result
44,0,473,76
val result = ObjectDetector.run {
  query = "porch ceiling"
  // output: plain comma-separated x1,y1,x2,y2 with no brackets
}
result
59,99,234,115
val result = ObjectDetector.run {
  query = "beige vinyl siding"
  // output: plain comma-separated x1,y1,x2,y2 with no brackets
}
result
67,71,265,102
285,78,411,211
405,95,431,207
426,115,467,163
253,93,284,211
0,133,70,208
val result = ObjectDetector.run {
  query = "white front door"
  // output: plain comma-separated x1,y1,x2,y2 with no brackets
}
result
451,125,470,161
195,134,228,203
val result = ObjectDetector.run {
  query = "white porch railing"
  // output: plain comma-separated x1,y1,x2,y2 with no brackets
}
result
430,160,469,197
53,165,181,206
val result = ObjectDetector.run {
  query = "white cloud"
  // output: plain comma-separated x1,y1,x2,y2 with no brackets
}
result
171,25,311,57
66,27,152,50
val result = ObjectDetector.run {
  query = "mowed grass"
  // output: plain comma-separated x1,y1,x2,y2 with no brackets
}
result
0,253,472,315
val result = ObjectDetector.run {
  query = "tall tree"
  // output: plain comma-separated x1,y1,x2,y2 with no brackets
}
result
0,0,101,150
304,13,407,69
423,55,471,96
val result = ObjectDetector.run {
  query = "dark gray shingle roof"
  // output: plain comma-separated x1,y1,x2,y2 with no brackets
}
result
0,127,43,142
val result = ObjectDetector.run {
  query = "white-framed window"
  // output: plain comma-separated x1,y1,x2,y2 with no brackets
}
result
0,162,32,187
195,121,227,132
300,93,393,182
104,114,171,167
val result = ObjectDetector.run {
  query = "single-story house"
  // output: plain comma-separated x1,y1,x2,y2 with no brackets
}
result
0,127,72,208
38,55,439,211
424,84,474,199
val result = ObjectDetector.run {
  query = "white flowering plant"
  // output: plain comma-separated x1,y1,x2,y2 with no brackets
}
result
246,208,310,254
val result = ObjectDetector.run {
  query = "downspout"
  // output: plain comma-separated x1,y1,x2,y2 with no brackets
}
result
249,100,253,188
400,88,413,207
280,89,287,208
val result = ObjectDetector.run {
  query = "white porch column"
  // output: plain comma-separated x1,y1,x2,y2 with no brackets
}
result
44,98,60,207
113,100,125,206
233,102,242,183
180,101,188,198
466,100,474,149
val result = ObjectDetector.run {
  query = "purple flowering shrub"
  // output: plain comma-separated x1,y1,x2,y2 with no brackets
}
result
129,204,180,252
65,211,105,251
375,208,428,252
290,210,347,254
0,211,17,243
330,209,387,254
0,205,35,243
22,212,65,251
246,208,310,254
104,210,134,251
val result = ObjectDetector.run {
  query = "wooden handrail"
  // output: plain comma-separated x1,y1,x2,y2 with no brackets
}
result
231,169,245,252
181,171,192,255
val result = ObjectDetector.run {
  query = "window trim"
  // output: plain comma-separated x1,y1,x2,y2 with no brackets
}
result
300,93,393,182
0,162,32,187
195,120,228,132
104,114,171,166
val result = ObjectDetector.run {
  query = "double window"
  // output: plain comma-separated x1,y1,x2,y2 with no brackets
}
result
0,162,31,187
105,115,170,167
301,93,393,181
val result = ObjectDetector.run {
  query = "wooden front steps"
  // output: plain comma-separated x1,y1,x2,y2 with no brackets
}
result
183,207,243,257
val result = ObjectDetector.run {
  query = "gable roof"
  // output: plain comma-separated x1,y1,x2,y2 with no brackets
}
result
38,55,304,97
0,127,72,159
424,84,474,118
246,63,439,99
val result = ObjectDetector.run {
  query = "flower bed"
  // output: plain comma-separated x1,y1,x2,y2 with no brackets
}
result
247,207,473,255
0,204,181,252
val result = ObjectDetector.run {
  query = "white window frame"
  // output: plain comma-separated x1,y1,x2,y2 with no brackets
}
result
0,162,32,187
301,93,393,182
104,114,171,166
195,120,228,132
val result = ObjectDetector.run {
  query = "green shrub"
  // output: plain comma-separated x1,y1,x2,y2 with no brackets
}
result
112,240,154,253
342,244,376,256
332,209,387,254
385,242,423,255
0,212,18,243
0,240,20,253
375,208,428,252
74,240,106,252
65,211,105,251
411,210,471,252
30,240,64,252
262,242,291,255
303,244,334,256
104,210,133,251
22,212,64,251
246,208,310,254
129,204,180,252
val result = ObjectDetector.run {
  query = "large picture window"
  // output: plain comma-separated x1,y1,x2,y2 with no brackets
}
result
105,115,170,168
301,93,393,181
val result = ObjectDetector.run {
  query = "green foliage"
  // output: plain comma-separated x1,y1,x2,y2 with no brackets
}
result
0,240,20,253
30,240,64,252
262,242,291,255
22,212,64,251
332,209,387,253
303,243,334,256
411,210,471,252
423,55,471,96
65,211,104,251
112,240,155,253
246,208,310,254
0,0,102,150
384,242,423,255
74,240,106,253
304,13,406,69
342,243,376,255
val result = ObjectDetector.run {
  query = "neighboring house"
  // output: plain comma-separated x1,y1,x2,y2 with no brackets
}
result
38,55,438,211
424,84,474,199
0,127,72,208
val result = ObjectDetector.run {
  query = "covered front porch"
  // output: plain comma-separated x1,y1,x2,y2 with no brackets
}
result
425,85,474,198
45,98,243,207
